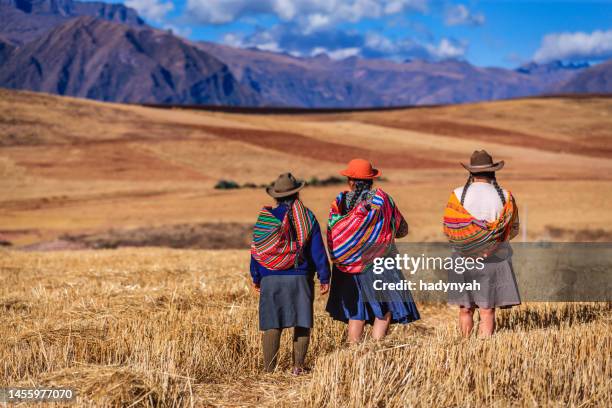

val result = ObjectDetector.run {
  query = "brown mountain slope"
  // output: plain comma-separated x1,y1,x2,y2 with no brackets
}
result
558,60,612,94
0,17,259,105
0,0,145,45
0,36,14,61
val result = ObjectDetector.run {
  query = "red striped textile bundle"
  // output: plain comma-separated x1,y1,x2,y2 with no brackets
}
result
327,189,403,273
251,200,315,270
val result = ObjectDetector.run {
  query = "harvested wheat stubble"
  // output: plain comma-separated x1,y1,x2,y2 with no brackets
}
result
304,303,611,408
0,248,610,407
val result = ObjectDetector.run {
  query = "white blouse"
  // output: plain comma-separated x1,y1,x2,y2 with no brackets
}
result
453,182,509,222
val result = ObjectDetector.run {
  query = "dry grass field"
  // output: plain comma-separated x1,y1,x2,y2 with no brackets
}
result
0,249,610,406
1,89,611,406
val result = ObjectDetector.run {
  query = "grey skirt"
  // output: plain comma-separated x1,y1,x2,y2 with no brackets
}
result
259,274,314,331
448,258,521,309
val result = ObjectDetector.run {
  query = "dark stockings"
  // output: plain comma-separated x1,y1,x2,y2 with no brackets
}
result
262,327,310,372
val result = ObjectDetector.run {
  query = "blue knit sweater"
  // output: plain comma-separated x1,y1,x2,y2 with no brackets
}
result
250,204,330,285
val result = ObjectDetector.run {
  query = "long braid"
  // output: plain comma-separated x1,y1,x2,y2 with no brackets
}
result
460,174,474,206
348,179,373,210
491,177,506,206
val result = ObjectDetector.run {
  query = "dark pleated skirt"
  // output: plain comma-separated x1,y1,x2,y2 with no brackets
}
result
259,274,314,331
326,264,420,325
448,258,521,309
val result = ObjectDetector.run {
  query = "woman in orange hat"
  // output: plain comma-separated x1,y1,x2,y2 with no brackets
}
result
326,159,420,343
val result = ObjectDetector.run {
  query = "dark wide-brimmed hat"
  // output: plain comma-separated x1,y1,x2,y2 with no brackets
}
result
266,172,305,198
340,158,381,179
461,150,504,173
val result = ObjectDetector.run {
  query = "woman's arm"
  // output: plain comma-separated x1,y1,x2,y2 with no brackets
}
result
389,194,408,238
396,218,409,238
250,256,262,285
509,198,520,240
309,221,331,284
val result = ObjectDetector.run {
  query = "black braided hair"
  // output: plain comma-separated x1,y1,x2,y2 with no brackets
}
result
275,193,299,206
491,177,506,206
460,174,474,206
348,178,374,210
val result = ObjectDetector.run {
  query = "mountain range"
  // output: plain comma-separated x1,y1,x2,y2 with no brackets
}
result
0,0,610,107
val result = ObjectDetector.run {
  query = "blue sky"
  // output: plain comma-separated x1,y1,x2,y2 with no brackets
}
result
113,0,612,67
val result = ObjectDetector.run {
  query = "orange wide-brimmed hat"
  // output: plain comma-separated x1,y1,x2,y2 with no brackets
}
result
339,159,381,179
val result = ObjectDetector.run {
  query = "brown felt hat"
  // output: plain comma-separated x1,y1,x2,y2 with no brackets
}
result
461,150,504,173
266,172,305,198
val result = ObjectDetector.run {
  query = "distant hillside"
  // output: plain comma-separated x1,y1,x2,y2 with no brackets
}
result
1,87,612,245
558,60,612,94
0,17,259,105
0,0,144,45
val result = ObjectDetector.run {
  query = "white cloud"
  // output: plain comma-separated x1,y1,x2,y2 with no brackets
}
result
303,13,333,33
223,31,285,54
212,1,471,62
311,47,361,59
186,0,428,27
426,38,468,59
225,23,467,62
223,33,244,48
444,4,485,27
125,0,174,23
363,35,468,60
533,30,612,63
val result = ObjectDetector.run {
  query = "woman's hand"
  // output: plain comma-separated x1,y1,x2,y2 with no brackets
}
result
252,282,260,293
320,283,330,295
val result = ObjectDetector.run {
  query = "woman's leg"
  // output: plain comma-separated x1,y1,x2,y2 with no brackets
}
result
262,328,282,372
372,312,392,340
478,308,496,337
292,327,310,373
347,319,366,343
293,327,310,375
459,306,475,337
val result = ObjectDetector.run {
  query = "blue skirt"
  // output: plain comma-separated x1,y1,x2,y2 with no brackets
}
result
325,264,420,325
259,274,314,331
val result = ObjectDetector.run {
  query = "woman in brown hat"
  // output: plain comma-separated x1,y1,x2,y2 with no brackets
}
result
250,172,330,374
326,159,420,343
443,150,521,337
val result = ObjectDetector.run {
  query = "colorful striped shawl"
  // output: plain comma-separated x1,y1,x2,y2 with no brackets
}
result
443,191,517,256
251,200,316,270
327,189,403,273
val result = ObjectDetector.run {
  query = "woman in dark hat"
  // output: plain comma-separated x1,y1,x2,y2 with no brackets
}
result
326,159,420,343
443,150,521,337
250,172,330,374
